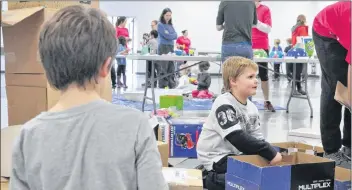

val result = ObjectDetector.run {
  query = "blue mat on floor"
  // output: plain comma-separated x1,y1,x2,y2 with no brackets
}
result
112,94,286,111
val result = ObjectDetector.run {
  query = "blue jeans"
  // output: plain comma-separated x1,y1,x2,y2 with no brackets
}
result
221,42,253,101
221,42,253,62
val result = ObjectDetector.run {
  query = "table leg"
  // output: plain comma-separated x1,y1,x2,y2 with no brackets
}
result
142,60,149,112
286,63,296,113
305,62,314,118
151,61,157,115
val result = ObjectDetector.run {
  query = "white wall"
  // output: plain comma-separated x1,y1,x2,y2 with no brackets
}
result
100,1,336,74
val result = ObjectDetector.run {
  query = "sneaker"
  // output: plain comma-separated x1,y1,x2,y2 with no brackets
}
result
264,101,276,112
341,146,351,160
324,151,351,169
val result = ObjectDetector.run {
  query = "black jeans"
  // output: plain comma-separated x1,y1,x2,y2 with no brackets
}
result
205,154,237,190
147,60,157,87
294,63,304,90
111,63,117,87
156,44,176,88
313,29,351,154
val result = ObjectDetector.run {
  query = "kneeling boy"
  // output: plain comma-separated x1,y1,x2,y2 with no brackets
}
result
197,57,282,190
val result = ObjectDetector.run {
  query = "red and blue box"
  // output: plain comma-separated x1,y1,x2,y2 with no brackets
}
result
225,152,335,190
168,118,204,158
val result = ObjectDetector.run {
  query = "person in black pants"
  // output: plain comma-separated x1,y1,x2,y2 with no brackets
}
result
284,38,293,82
312,1,351,169
111,61,117,88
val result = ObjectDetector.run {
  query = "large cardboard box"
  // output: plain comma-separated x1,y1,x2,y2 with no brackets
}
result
272,142,324,157
2,7,112,125
1,177,9,190
1,125,22,177
162,167,203,190
226,152,335,190
335,167,351,190
157,141,169,167
8,1,99,10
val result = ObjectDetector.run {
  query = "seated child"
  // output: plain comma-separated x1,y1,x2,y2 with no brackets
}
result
197,57,282,190
10,5,167,190
192,61,213,99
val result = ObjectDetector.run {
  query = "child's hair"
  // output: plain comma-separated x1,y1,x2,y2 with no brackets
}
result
39,5,117,90
286,38,292,44
118,36,127,47
296,14,306,25
179,64,190,76
182,30,187,35
274,39,280,45
116,16,127,27
199,61,210,72
150,30,158,38
222,57,258,91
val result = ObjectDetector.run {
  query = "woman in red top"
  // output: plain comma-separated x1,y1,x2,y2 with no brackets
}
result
176,30,191,55
312,1,351,169
290,14,309,95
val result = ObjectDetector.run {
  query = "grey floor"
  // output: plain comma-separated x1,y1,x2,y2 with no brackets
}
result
0,60,323,170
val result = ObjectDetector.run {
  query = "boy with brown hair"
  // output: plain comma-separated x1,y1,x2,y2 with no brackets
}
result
10,5,167,190
197,57,282,190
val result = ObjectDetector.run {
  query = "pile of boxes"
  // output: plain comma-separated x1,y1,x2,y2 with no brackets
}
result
2,1,111,126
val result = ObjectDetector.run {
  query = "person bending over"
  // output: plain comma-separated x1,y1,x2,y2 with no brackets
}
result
10,5,167,190
197,57,282,190
312,1,351,169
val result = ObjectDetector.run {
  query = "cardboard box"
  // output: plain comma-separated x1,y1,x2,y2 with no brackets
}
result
162,167,203,190
226,152,335,190
1,177,9,190
157,141,169,167
1,125,22,177
8,1,99,10
168,118,204,158
335,167,351,190
2,7,112,125
272,142,324,157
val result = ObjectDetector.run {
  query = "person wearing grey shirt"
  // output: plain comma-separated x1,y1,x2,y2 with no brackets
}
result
10,5,167,190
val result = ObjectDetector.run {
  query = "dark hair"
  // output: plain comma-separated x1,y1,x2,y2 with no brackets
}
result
159,8,173,25
116,16,127,27
39,5,117,90
182,30,187,35
118,36,127,47
150,30,158,38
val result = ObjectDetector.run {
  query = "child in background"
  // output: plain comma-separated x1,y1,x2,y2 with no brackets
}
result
146,30,159,87
9,5,167,190
271,39,283,80
284,38,293,82
197,57,282,190
116,36,129,88
192,61,213,99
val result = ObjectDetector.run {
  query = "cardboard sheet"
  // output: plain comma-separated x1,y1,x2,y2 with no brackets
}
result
335,81,351,111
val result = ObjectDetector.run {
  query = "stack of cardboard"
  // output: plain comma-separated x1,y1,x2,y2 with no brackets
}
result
1,1,112,126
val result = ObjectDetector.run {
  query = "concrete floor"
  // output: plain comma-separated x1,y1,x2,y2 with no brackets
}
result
0,60,323,169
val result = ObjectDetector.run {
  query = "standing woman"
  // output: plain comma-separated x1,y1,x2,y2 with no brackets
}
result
291,14,308,95
157,8,178,89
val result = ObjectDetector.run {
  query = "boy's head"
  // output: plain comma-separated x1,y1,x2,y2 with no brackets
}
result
150,30,158,39
222,57,258,97
274,39,280,46
118,36,127,46
199,61,210,72
39,5,117,91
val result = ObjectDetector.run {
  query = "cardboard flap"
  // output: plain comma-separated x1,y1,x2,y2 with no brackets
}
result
335,167,351,182
335,81,351,111
2,7,44,26
1,125,22,177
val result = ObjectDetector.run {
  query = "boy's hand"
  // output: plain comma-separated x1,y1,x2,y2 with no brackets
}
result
270,152,282,165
